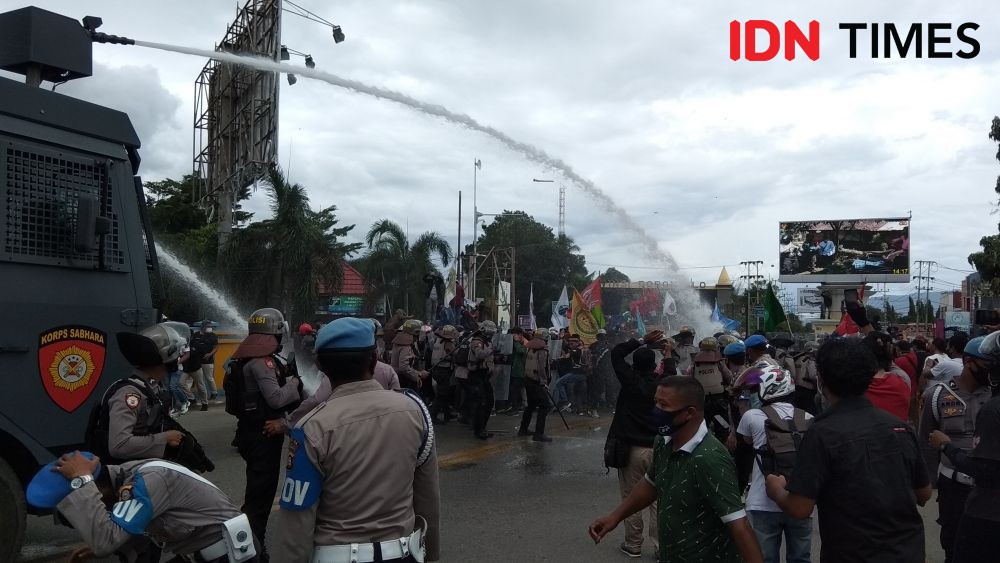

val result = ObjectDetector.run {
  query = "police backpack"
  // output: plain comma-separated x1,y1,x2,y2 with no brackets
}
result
223,357,249,417
453,336,472,367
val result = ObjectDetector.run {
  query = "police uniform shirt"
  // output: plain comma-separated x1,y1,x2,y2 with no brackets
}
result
271,380,441,563
469,338,494,372
391,333,422,385
56,460,241,561
107,371,170,461
431,339,455,368
918,378,992,477
244,356,300,413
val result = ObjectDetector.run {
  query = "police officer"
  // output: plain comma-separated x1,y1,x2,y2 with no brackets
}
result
745,334,780,369
467,321,498,439
919,335,994,563
691,337,731,442
90,324,213,476
429,325,458,424
229,308,302,562
29,451,255,563
272,317,440,563
519,328,553,442
392,319,429,391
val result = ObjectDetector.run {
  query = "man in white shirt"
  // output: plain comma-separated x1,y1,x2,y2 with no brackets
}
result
922,334,968,390
737,366,813,563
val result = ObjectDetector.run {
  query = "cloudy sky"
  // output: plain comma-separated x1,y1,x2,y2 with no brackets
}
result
9,1,1000,301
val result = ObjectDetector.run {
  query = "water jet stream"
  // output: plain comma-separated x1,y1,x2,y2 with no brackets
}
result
154,243,248,329
131,40,717,333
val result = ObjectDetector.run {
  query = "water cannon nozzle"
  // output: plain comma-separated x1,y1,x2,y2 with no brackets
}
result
90,31,135,46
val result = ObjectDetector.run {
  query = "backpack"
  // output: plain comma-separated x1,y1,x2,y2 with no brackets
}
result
756,405,812,479
523,347,549,382
223,357,249,417
453,336,472,367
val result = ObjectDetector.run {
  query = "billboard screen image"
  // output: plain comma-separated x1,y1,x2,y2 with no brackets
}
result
779,218,910,283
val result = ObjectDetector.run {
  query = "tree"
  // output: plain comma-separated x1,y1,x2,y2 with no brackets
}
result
357,219,452,317
969,117,1000,295
223,168,361,324
465,212,587,322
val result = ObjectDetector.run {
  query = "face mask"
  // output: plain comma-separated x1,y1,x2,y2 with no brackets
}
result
205,328,214,333
651,406,690,436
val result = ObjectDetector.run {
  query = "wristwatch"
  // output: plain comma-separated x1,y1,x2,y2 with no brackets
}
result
70,475,94,490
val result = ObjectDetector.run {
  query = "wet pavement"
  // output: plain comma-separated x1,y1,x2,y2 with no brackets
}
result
20,404,945,562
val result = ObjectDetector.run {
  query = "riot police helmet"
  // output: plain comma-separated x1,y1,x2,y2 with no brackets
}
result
116,324,186,368
479,320,498,338
248,308,286,335
401,319,424,336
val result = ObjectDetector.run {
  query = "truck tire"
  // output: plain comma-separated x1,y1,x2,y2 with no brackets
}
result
0,458,26,562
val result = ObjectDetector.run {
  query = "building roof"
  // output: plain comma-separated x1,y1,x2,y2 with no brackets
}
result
316,262,367,296
717,267,732,286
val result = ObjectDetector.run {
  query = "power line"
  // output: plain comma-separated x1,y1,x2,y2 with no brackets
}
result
587,261,738,271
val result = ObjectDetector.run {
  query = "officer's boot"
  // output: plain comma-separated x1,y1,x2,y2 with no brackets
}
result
518,404,534,436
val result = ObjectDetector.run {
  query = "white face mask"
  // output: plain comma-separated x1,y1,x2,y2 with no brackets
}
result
205,328,214,333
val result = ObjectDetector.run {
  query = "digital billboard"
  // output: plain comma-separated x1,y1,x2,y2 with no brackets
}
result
779,218,910,283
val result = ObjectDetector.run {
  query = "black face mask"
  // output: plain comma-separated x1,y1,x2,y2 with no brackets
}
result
650,406,691,436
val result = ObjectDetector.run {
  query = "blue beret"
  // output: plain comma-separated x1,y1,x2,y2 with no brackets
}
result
745,334,768,348
723,342,746,356
965,336,991,361
315,317,376,352
26,452,101,510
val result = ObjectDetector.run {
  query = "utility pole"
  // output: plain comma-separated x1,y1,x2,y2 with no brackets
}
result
914,260,936,334
739,261,765,333
472,158,481,302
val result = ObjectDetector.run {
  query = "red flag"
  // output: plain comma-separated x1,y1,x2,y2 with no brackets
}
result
836,285,866,335
450,284,465,308
581,278,603,309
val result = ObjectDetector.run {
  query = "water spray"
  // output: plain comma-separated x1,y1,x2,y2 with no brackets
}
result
91,28,719,334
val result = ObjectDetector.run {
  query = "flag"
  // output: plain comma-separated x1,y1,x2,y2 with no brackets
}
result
569,289,600,344
836,285,866,335
529,283,537,330
444,263,457,305
634,306,648,337
763,283,787,332
551,286,569,329
581,277,606,328
450,283,465,308
711,301,741,332
663,290,677,316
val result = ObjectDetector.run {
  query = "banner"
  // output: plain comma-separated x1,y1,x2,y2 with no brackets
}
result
569,289,600,344
581,277,606,328
796,288,823,314
497,281,511,332
551,286,569,329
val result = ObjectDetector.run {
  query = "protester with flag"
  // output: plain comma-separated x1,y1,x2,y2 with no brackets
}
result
582,277,606,329
763,284,787,332
570,289,600,345
529,283,537,330
552,286,570,330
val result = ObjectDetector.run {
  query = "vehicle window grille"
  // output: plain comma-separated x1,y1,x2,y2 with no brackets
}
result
3,144,125,270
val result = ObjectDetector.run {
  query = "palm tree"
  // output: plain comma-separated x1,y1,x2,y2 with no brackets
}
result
223,167,361,323
359,219,452,316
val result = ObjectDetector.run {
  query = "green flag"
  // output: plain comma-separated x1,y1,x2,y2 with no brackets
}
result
763,283,787,331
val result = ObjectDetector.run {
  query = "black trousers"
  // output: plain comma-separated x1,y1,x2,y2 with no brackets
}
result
236,423,285,560
938,473,973,563
519,379,551,436
469,370,494,434
586,370,604,409
430,367,454,421
508,376,525,410
704,393,731,442
953,513,1000,563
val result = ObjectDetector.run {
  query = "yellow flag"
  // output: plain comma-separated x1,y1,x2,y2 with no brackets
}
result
569,289,600,345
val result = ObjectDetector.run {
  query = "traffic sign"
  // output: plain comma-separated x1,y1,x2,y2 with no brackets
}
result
752,305,765,317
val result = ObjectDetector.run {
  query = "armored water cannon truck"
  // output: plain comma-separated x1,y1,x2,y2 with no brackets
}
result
0,7,159,557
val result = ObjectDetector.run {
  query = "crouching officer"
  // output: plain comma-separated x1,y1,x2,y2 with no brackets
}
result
272,317,441,563
87,324,214,473
27,451,256,563
226,308,302,562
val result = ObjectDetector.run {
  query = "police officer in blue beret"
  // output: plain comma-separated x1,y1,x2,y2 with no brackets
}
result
28,451,254,562
272,317,441,562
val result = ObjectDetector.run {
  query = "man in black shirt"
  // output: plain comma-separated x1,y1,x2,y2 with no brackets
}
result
766,338,932,563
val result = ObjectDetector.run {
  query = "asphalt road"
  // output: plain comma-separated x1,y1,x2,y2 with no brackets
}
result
19,404,946,562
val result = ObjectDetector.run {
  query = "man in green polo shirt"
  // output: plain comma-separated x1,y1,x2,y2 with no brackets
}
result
589,376,763,563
